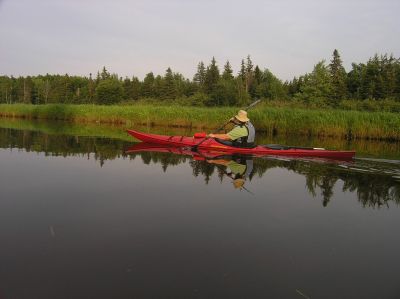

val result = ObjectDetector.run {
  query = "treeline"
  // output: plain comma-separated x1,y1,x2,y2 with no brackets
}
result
1,50,400,107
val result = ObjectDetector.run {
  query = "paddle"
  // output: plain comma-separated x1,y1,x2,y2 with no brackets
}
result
191,99,261,151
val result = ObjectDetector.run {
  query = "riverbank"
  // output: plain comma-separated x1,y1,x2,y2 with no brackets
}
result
1,117,400,159
1,103,400,141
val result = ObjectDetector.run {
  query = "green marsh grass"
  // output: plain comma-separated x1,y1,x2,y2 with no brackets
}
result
1,103,400,141
1,117,400,159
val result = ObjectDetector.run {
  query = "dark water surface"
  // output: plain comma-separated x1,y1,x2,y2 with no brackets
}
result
0,124,400,299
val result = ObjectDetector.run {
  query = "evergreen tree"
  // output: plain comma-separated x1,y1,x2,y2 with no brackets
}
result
254,65,262,85
381,54,397,99
329,49,347,106
153,75,163,99
238,59,246,82
100,66,110,80
193,61,206,91
204,57,220,95
347,63,363,99
162,67,176,99
141,72,155,98
173,73,187,97
395,59,400,100
236,77,250,106
287,77,301,97
222,60,234,80
123,77,134,100
88,73,95,103
131,76,141,100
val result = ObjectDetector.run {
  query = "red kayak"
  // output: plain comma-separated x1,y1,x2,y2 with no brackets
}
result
126,129,355,159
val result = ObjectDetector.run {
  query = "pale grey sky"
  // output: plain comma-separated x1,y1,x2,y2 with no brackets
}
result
0,0,399,81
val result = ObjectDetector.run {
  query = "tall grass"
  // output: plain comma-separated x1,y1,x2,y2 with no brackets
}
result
1,103,400,140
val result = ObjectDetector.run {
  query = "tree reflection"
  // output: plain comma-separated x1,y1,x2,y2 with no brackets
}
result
1,127,399,208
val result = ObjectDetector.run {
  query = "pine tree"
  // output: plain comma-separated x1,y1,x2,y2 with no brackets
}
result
100,66,110,80
153,75,163,99
141,72,155,98
193,61,206,91
88,73,95,103
254,66,262,85
162,67,176,99
204,57,220,95
222,60,234,80
238,59,246,81
245,55,254,94
131,76,141,100
329,49,347,105
347,63,363,99
123,77,133,100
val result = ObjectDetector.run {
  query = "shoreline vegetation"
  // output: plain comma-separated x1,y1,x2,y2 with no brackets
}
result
1,103,399,141
1,116,400,160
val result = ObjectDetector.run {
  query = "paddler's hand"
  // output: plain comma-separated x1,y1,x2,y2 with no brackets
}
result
208,134,215,138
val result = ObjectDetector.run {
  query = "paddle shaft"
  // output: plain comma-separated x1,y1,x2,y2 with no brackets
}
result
192,99,261,150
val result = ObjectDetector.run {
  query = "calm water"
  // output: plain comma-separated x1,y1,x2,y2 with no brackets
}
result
0,123,400,299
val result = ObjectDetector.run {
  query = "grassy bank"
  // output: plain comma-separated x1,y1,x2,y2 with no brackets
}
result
1,103,400,140
1,118,400,159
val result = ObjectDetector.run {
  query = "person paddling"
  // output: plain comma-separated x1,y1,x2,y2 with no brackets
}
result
208,110,255,147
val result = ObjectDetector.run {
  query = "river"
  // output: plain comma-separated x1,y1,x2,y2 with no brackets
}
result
0,120,399,299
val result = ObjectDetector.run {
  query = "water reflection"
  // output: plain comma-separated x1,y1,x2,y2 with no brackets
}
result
1,127,400,209
126,144,400,208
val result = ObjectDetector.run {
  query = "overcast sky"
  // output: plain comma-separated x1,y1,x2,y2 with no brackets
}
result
0,0,399,81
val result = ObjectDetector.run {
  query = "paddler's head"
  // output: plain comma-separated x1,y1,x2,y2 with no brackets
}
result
232,178,245,189
231,110,249,124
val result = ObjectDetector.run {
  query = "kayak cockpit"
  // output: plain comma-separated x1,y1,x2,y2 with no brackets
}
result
214,138,257,149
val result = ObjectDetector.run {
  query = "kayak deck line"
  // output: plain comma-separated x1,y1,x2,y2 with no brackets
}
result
126,129,356,159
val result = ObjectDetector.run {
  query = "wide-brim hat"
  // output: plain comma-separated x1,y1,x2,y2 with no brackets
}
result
232,178,245,189
234,110,249,122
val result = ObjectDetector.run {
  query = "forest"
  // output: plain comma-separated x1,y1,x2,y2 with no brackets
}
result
1,50,400,110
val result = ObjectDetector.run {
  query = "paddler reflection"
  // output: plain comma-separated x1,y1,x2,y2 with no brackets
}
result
207,155,254,191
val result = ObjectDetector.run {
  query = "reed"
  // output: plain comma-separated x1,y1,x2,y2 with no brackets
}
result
1,103,399,140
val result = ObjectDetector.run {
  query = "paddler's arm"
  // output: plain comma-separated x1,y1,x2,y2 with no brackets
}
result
208,133,231,140
206,159,231,166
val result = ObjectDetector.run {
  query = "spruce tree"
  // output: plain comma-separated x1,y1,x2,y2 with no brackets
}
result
329,49,347,105
238,59,246,81
204,57,220,95
100,66,110,80
162,67,176,99
347,63,363,99
222,60,234,80
193,61,206,91
131,76,141,100
141,72,155,98
245,55,254,94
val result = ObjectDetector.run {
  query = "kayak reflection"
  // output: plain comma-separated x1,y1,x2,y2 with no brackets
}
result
126,143,255,192
126,143,400,208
